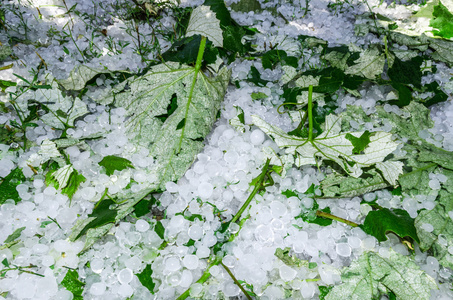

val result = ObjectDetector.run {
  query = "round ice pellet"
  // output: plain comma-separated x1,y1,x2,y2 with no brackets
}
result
118,284,133,297
255,225,274,243
165,256,182,272
53,289,73,300
209,265,220,277
228,223,240,234
250,129,265,145
429,179,441,190
183,254,199,270
188,224,203,240
90,258,104,274
198,182,213,199
90,282,106,296
270,201,287,217
301,197,314,208
54,240,70,252
33,179,44,189
279,265,297,281
421,223,434,232
57,208,77,224
165,181,179,193
43,186,57,196
167,273,181,286
336,243,351,257
189,283,203,297
118,268,133,284
347,236,361,248
196,246,210,258
32,243,49,254
135,220,150,232
222,255,236,268
125,256,142,271
180,270,194,288
223,282,240,297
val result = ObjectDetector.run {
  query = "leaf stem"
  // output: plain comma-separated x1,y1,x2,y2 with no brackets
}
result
231,158,271,224
221,262,253,300
177,35,207,153
308,85,313,142
316,210,359,227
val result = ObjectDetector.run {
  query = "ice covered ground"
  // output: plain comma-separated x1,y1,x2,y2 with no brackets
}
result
1,0,453,299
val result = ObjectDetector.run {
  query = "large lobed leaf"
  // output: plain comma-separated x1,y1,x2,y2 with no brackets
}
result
325,249,437,300
252,114,401,184
71,61,230,251
101,61,230,187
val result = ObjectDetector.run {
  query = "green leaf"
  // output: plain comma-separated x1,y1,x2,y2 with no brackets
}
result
376,101,433,144
430,1,453,39
262,50,298,69
387,55,423,89
415,189,453,270
204,0,254,58
154,221,165,239
282,189,332,226
98,155,134,176
1,258,9,268
0,79,16,92
96,62,229,187
321,170,390,198
3,226,25,244
252,113,401,182
15,80,88,130
74,198,118,240
134,195,157,218
0,168,26,205
275,247,310,268
72,40,230,252
58,65,114,91
185,5,223,47
61,269,85,300
230,0,262,12
325,249,437,300
389,82,412,107
319,286,333,300
345,131,371,154
136,264,155,294
344,45,386,80
161,35,218,66
361,208,420,243
251,92,268,100
248,66,270,87
421,81,448,107
0,45,12,61
62,170,86,200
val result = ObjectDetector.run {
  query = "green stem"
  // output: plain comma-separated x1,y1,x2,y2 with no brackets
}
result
221,262,253,300
177,159,272,299
308,85,313,142
231,158,271,224
177,35,207,153
316,210,359,227
176,256,221,300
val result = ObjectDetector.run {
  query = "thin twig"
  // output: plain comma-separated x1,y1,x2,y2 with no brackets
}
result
221,262,253,300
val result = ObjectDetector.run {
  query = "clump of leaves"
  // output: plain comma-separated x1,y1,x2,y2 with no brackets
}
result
66,5,231,251
253,86,403,185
